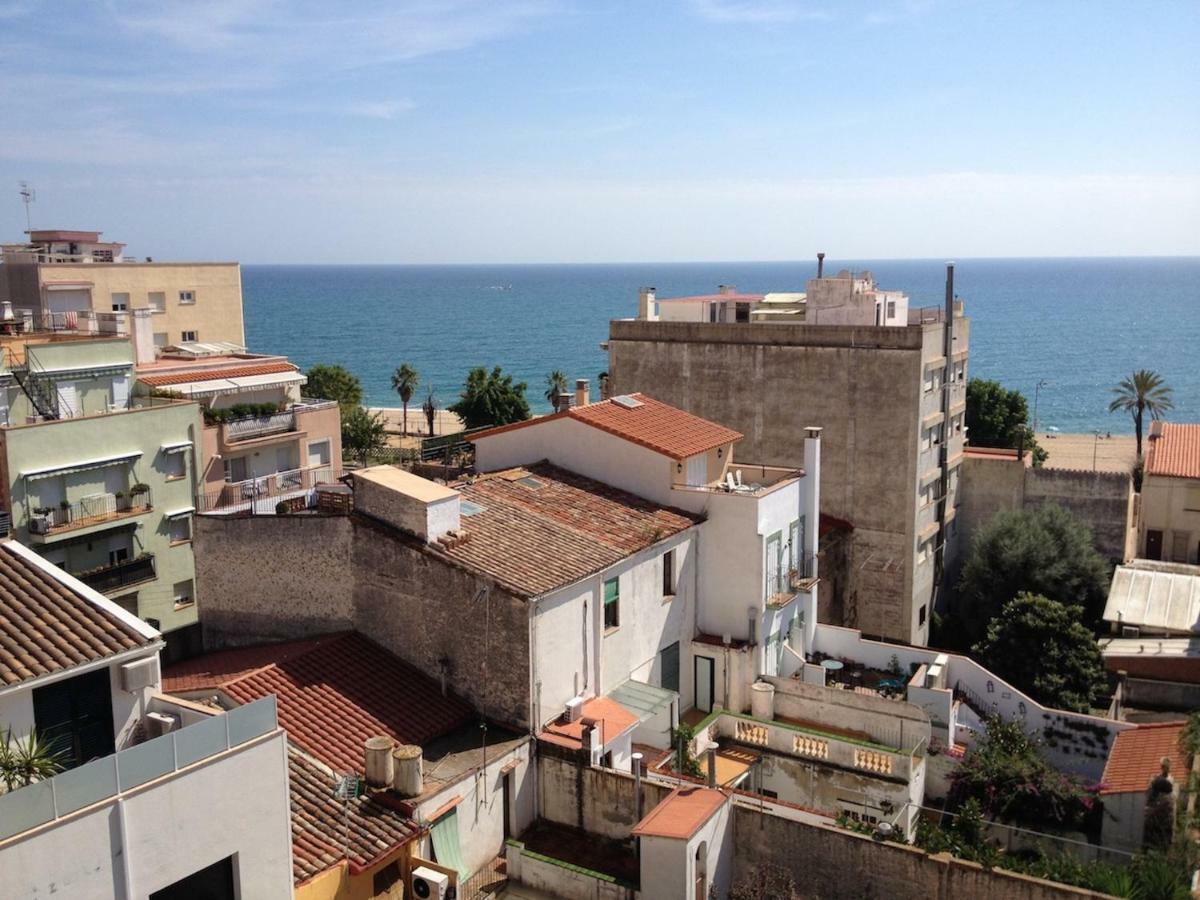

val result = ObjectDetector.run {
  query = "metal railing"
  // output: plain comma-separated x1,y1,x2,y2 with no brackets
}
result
8,308,129,336
766,554,818,604
196,465,342,514
223,409,297,442
0,696,278,842
28,490,152,535
76,553,156,593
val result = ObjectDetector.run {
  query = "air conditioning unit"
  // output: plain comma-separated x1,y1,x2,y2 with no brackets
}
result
565,696,585,723
410,866,451,900
1121,625,1140,638
145,711,180,737
29,515,50,535
120,656,159,692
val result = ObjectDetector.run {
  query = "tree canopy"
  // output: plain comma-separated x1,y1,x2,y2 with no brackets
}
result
305,364,363,410
448,366,531,428
971,593,1108,713
965,378,1046,465
955,504,1110,645
391,363,420,435
544,369,569,412
1109,369,1174,458
341,406,388,465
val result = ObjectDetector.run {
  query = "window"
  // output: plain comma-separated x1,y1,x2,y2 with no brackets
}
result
149,856,234,900
372,861,402,897
603,577,620,630
164,451,186,480
178,290,196,305
307,439,331,468
660,642,680,693
662,549,675,597
886,299,896,319
224,456,247,483
169,516,191,544
148,291,166,313
32,668,115,770
181,330,198,342
1186,486,1200,512
765,532,782,598
788,518,804,577
110,292,129,312
153,332,168,349
113,593,138,616
173,579,195,607
919,605,927,626
917,539,929,563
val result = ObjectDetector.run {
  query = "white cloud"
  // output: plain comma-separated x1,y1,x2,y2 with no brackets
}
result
690,0,832,25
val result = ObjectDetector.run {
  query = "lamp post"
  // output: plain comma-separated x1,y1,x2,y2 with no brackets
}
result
1093,429,1101,471
1032,379,1048,435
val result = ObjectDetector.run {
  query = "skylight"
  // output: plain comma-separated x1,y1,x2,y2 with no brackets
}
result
460,500,485,516
516,476,545,489
611,395,643,409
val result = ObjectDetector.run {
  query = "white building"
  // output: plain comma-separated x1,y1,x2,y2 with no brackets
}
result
0,540,293,899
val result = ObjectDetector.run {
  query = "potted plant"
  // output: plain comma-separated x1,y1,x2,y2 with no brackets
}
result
275,500,291,516
57,499,71,525
114,490,129,511
129,483,150,507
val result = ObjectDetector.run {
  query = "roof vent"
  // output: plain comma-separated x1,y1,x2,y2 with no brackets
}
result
611,395,643,409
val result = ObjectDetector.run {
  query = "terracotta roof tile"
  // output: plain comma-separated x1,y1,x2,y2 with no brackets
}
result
1101,722,1191,794
471,393,743,461
0,541,154,687
138,361,298,387
632,786,728,839
1147,423,1200,480
164,633,474,774
444,462,702,597
539,697,639,751
288,745,420,885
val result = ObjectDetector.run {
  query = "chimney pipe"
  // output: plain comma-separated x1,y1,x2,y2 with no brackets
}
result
638,287,657,321
707,745,717,788
575,378,589,408
817,252,825,279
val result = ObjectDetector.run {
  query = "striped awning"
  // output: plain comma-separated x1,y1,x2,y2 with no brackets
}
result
160,440,193,454
167,371,306,398
22,451,141,480
164,507,195,519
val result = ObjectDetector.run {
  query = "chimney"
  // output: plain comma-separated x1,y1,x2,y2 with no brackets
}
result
718,284,737,296
707,745,717,788
557,390,573,411
803,427,822,579
638,287,658,321
574,378,590,408
364,736,395,788
817,252,825,279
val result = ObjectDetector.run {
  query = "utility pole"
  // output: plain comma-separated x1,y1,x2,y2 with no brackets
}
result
18,182,35,233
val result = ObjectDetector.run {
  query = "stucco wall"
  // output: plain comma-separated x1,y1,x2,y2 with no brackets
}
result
537,752,671,840
608,318,950,644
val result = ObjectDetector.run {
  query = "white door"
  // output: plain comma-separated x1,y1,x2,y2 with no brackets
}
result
110,375,130,410
307,440,331,468
686,454,707,486
56,380,79,418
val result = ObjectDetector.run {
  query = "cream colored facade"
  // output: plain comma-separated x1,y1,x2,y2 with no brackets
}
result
4,256,245,349
1141,475,1200,565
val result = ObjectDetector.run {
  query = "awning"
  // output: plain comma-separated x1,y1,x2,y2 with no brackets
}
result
44,281,93,290
39,365,131,379
164,507,195,519
608,679,676,722
169,371,306,398
429,808,470,883
22,451,141,480
160,440,193,454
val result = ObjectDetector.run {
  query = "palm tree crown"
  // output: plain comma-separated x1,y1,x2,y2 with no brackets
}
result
1108,369,1173,458
391,363,420,435
544,369,569,412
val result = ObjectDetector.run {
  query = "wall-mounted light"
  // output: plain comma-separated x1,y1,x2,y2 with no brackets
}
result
717,447,724,459
676,462,682,474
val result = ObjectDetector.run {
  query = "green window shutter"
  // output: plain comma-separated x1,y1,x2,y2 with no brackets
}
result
604,577,620,628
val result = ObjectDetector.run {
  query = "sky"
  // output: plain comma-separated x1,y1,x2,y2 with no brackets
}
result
1,0,1198,263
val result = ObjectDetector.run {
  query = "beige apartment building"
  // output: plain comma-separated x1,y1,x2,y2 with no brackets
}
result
607,261,969,645
1,229,245,350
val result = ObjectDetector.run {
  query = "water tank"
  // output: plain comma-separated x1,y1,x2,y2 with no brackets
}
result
364,736,394,788
750,681,775,720
392,744,423,797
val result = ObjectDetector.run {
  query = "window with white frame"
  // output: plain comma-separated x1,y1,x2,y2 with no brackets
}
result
111,292,130,312
169,516,191,544
181,330,198,342
163,452,186,480
178,290,196,305
173,579,195,606
148,291,166,313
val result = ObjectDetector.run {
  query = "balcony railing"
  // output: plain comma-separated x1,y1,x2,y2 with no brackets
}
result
197,464,343,514
0,696,278,842
76,553,156,593
224,409,297,442
27,490,152,537
5,308,129,336
766,554,818,606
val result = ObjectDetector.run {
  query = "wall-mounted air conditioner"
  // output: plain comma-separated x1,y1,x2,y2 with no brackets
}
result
120,656,159,692
1121,625,1140,638
145,711,180,737
410,866,450,900
565,696,585,723
29,515,50,535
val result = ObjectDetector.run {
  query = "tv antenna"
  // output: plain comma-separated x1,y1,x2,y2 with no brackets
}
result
18,182,35,233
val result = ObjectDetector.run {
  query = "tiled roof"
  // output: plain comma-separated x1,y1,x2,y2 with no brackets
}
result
138,361,298,386
164,632,475,774
0,541,155,687
288,745,420,885
632,786,728,839
1101,722,1190,794
1147,423,1200,480
540,697,639,750
471,394,743,461
444,462,702,597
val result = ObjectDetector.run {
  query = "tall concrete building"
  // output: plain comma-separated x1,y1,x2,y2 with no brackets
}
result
1,229,245,349
607,260,969,645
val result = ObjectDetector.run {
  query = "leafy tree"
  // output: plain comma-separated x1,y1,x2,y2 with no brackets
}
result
971,593,1107,712
544,369,569,413
955,504,1110,644
0,728,64,791
448,366,530,429
421,387,438,437
305,364,363,412
965,378,1046,465
1109,369,1174,458
341,407,388,465
390,363,420,435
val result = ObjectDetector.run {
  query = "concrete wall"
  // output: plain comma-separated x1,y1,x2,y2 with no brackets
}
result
537,752,671,840
764,675,931,752
730,803,1109,900
508,845,635,899
608,317,964,645
960,454,1133,564
0,730,292,899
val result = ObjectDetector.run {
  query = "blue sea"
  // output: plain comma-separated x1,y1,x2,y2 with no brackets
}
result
243,258,1200,432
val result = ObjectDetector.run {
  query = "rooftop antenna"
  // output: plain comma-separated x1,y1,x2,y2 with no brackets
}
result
18,182,35,233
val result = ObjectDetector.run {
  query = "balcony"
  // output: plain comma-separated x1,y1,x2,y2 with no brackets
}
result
766,554,819,607
197,463,344,515
209,399,337,453
26,490,152,543
0,696,278,843
76,553,156,593
673,463,804,499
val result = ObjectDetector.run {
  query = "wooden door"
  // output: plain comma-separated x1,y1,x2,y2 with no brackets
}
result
1146,530,1163,560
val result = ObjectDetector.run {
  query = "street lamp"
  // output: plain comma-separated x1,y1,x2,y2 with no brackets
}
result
1093,430,1101,471
1032,379,1049,435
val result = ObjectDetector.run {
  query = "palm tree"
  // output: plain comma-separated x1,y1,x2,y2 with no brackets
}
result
0,728,64,791
1108,369,1174,458
391,363,420,435
544,369,569,413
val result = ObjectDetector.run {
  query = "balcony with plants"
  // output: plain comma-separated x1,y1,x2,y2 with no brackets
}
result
26,485,152,542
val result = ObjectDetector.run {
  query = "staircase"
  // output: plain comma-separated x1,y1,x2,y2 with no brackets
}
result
9,348,63,420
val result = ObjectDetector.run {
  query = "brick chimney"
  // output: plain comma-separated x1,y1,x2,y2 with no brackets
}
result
574,378,590,408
